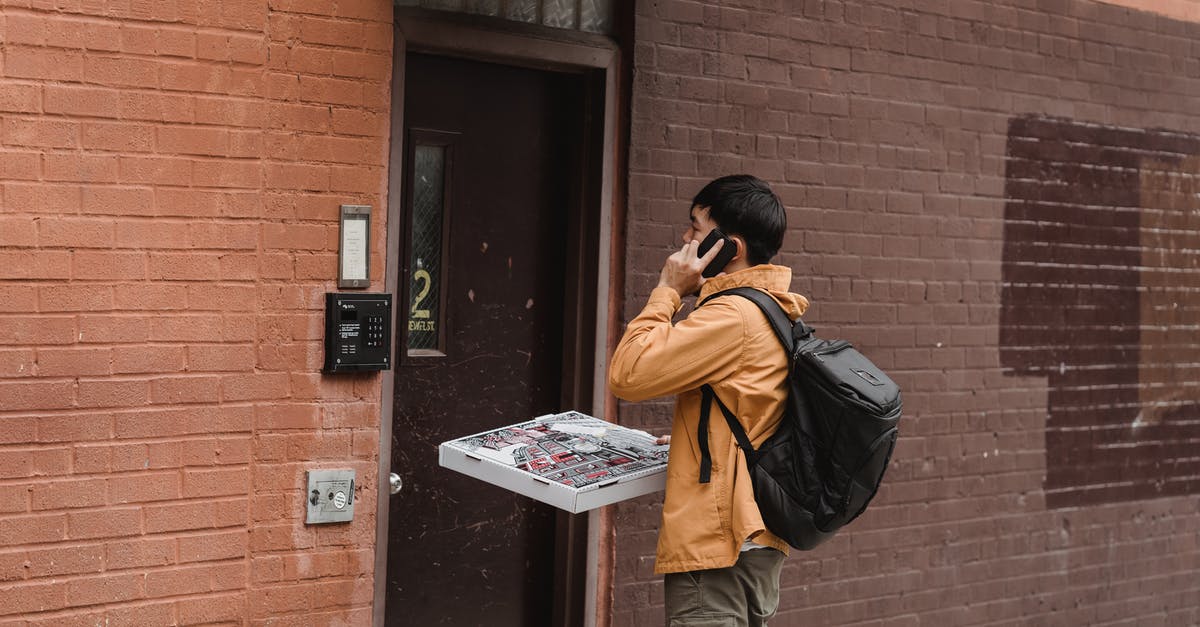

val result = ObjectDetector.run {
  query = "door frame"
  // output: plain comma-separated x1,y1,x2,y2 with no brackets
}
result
376,9,625,627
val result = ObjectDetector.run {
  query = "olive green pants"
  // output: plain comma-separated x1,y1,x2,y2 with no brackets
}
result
663,548,785,627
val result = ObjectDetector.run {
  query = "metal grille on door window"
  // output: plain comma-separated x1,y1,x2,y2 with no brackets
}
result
407,143,447,355
395,0,613,34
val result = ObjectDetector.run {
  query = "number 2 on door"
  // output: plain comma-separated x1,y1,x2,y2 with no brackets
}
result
409,269,436,332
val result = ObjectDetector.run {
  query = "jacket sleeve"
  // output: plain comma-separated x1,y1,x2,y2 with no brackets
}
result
608,287,746,401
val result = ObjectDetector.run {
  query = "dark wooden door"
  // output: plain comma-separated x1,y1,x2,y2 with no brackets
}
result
386,52,587,627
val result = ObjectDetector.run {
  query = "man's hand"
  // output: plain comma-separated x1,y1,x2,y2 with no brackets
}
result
657,238,724,296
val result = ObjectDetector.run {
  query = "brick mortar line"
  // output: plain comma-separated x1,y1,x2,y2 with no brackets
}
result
632,85,1200,116
0,465,251,484
0,578,373,619
649,11,1200,47
3,45,274,70
5,558,371,584
4,5,388,28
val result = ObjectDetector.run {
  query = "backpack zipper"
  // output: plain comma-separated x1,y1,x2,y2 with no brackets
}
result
804,340,852,361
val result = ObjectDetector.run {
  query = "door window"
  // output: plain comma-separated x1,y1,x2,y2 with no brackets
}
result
405,133,455,357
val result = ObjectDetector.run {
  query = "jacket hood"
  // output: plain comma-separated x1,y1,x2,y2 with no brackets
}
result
698,264,809,319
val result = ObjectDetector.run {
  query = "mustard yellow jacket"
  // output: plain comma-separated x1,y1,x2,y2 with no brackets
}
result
609,265,809,574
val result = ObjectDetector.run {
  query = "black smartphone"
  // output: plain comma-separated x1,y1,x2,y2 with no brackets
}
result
697,228,737,278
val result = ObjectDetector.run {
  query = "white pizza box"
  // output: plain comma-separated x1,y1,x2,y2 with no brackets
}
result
438,411,669,514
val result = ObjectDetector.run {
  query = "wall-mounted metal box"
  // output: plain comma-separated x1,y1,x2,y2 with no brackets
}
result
323,292,392,373
305,468,356,524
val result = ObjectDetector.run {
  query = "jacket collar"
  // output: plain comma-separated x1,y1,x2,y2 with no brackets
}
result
697,264,808,317
698,264,791,299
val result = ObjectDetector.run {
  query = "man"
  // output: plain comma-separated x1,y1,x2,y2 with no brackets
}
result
609,175,809,626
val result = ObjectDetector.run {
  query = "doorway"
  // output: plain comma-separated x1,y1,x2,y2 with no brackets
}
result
384,51,601,626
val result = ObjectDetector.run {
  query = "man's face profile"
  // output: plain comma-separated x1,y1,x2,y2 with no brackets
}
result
684,205,717,244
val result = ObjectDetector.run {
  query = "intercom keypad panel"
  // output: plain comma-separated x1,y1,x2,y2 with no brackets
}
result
323,292,392,373
364,312,386,349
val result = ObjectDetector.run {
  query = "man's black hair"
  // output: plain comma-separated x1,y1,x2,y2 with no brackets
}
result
691,174,786,266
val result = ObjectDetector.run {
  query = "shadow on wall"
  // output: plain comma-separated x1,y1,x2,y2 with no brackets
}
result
1001,115,1200,507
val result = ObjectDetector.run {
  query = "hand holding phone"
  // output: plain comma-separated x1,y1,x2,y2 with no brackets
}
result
697,228,737,278
657,228,736,296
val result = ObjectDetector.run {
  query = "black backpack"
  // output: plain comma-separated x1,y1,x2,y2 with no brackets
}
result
696,287,902,550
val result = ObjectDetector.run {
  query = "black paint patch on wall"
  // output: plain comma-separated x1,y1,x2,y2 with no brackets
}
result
1001,115,1200,508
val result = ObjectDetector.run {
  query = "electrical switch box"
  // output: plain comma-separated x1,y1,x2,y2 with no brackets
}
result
323,292,392,373
305,469,356,524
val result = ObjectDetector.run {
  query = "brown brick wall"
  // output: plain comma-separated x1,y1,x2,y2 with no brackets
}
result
0,1,390,624
615,0,1200,625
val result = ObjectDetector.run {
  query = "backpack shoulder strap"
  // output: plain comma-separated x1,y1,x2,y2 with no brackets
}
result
699,287,811,352
698,384,755,484
695,287,808,484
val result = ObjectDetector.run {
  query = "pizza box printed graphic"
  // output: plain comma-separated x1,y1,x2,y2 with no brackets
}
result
438,411,670,513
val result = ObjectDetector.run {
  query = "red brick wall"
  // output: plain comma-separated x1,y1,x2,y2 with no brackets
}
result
615,0,1200,625
0,1,391,624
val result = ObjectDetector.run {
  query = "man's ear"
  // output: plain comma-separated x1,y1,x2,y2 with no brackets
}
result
730,235,747,262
